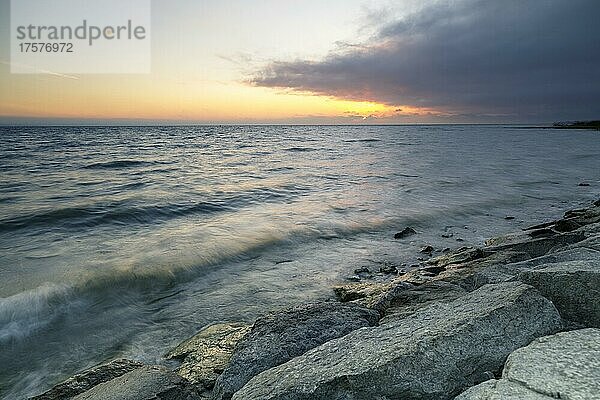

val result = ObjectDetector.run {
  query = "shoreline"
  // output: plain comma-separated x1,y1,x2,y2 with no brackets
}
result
31,198,600,400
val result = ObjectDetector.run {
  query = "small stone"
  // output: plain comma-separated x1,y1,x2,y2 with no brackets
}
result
505,216,516,220
419,245,434,254
379,264,398,274
578,182,591,186
442,233,454,238
394,227,417,239
354,267,370,274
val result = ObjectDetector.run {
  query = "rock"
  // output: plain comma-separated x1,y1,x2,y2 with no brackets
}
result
456,379,553,399
421,265,446,275
212,302,379,400
165,323,251,390
461,247,600,289
554,218,582,232
378,281,467,323
420,245,434,253
519,260,600,327
30,359,143,400
353,266,370,274
456,329,600,400
579,182,591,186
379,264,398,274
333,281,394,303
72,365,201,400
429,247,488,267
486,232,586,259
232,282,561,400
394,227,417,239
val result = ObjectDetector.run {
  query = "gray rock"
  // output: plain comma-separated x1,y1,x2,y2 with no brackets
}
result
463,247,600,289
165,323,251,390
486,232,586,259
378,280,468,323
30,359,143,400
456,329,600,400
456,379,554,399
519,260,600,327
394,227,417,239
73,365,201,400
212,301,379,400
232,282,561,400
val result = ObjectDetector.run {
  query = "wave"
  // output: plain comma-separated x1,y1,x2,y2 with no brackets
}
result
0,185,309,233
343,138,381,143
0,284,84,344
81,160,169,170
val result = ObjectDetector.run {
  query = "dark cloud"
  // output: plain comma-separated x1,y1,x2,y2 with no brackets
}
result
249,0,600,122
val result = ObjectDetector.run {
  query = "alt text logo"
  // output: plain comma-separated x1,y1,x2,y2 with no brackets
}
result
10,0,151,74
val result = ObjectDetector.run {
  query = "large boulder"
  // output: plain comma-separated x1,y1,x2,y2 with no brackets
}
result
232,282,561,400
211,301,379,400
30,359,143,400
73,365,201,400
456,328,600,399
519,260,600,327
165,323,251,390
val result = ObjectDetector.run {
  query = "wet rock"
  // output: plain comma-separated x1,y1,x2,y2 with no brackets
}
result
456,329,600,400
232,282,561,400
519,260,600,327
333,281,394,303
30,359,143,400
420,245,434,254
72,365,201,400
165,323,251,390
353,266,370,274
212,302,379,400
379,264,398,274
394,227,417,239
429,247,487,267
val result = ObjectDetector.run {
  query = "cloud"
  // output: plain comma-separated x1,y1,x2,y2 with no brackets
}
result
249,0,600,122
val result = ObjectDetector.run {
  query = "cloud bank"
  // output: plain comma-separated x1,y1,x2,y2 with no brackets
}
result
249,0,600,122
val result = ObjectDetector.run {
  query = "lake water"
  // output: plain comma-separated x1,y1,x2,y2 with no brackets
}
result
1,125,599,399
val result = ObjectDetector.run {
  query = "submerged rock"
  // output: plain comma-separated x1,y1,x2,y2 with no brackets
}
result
165,323,251,390
519,260,600,327
456,329,600,400
232,282,561,400
72,365,201,400
30,359,143,400
212,301,379,400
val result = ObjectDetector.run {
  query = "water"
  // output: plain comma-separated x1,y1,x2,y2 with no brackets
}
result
0,125,598,399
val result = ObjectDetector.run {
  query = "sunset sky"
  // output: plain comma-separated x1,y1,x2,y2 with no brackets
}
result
1,0,599,124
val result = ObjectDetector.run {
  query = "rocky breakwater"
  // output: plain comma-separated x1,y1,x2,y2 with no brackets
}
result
30,199,600,400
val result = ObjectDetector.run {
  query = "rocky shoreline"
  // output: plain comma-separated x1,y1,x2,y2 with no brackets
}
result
31,199,600,400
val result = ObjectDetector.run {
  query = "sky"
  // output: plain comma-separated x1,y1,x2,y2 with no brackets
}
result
0,0,599,124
